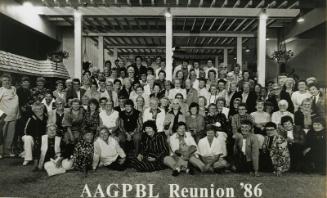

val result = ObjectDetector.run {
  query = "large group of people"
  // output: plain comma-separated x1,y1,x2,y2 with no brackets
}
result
0,56,325,177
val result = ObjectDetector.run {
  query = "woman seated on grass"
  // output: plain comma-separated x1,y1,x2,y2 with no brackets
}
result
72,130,94,173
130,120,169,172
40,124,73,176
164,122,205,176
198,125,229,173
92,126,126,171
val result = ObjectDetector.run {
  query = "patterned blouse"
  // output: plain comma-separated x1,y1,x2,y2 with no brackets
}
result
72,139,94,171
82,110,100,134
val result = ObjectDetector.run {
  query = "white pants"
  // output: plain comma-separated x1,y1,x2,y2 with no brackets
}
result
44,159,73,176
22,135,34,161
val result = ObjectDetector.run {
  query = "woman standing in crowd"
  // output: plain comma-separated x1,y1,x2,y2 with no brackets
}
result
291,80,312,112
62,99,85,144
198,96,208,117
164,99,186,136
294,98,315,131
231,103,253,134
0,74,19,158
82,98,100,135
185,102,205,143
251,100,271,134
48,98,65,137
0,56,323,178
271,100,294,126
52,80,66,101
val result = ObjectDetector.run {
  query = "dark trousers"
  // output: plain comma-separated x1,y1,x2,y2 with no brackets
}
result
234,152,254,173
288,143,304,172
105,157,127,171
259,150,273,172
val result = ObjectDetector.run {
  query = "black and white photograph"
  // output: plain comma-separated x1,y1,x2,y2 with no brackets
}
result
0,0,326,197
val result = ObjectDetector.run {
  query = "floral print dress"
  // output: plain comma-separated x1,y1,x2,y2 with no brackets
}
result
72,140,94,171
263,135,290,173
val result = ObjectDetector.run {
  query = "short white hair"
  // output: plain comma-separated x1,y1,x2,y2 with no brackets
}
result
278,99,289,108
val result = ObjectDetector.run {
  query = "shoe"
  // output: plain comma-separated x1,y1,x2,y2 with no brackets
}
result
0,155,2,159
23,161,30,166
32,167,39,172
188,168,195,175
9,153,16,158
172,170,179,177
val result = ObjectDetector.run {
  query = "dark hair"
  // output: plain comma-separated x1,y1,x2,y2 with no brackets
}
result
88,98,99,111
104,60,112,66
240,120,253,127
72,78,81,85
21,76,30,82
216,97,226,106
189,102,199,114
99,97,108,103
135,56,143,61
158,70,166,76
177,122,187,129
114,79,122,85
198,77,207,83
308,82,319,89
208,69,217,76
238,103,247,108
175,93,184,99
265,122,277,129
143,120,158,133
281,116,294,125
90,82,98,89
217,79,226,85
147,67,154,75
124,99,134,107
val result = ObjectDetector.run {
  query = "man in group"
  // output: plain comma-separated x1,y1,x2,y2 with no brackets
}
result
65,78,86,102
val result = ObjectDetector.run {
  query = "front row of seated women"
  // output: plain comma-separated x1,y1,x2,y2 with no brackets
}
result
23,115,326,177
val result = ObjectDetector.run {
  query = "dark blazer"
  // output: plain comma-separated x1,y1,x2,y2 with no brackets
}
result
234,133,260,172
65,88,86,102
312,92,325,118
267,91,294,113
233,91,257,113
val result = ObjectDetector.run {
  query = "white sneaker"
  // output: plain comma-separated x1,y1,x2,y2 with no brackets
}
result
23,160,30,166
0,155,3,159
9,153,16,158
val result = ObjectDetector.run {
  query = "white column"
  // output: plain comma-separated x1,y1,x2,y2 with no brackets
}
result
223,48,228,66
215,56,219,68
98,36,104,71
237,37,242,70
74,11,82,79
257,13,267,86
113,48,118,61
165,14,173,81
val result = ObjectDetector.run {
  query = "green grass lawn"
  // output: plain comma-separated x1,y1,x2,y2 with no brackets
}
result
0,158,325,198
